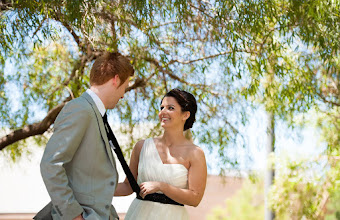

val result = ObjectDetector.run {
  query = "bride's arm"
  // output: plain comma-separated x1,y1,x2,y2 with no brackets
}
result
139,147,207,207
114,179,132,196
114,140,144,196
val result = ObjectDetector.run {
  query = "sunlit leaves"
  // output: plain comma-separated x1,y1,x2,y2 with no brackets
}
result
269,155,330,219
0,1,339,180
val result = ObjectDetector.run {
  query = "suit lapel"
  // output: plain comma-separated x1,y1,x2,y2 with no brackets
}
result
81,92,116,167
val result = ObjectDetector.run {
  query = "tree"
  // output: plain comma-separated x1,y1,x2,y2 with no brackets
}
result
1,0,253,163
269,134,340,220
1,1,339,217
0,1,339,172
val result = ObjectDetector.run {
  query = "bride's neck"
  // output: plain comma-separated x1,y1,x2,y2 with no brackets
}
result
161,130,186,146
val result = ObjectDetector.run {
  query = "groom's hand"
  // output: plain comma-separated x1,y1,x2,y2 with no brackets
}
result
139,181,164,198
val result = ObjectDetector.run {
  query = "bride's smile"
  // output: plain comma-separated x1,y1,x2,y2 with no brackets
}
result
159,97,190,130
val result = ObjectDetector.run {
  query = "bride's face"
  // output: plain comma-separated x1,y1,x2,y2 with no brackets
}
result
159,96,189,130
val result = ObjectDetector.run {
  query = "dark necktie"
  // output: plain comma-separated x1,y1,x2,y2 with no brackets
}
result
102,113,141,194
102,113,183,206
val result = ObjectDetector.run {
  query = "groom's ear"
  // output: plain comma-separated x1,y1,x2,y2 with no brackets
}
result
112,75,121,87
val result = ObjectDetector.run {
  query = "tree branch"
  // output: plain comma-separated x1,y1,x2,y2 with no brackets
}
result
110,17,118,52
0,97,72,151
126,77,147,92
162,72,168,92
0,49,137,152
147,21,180,30
168,51,235,65
52,11,84,52
143,56,214,92
143,57,185,83
61,20,83,50
49,55,87,99
97,10,169,54
317,91,340,107
32,15,47,38
142,56,224,97
142,57,222,95
48,49,104,99
0,0,12,12
188,2,215,19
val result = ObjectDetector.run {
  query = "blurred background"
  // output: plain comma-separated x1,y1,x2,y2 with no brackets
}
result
0,1,339,219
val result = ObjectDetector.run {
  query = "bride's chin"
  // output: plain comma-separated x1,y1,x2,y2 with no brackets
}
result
160,122,169,128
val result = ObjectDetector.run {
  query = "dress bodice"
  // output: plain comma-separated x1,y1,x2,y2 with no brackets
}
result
124,138,190,220
137,138,188,190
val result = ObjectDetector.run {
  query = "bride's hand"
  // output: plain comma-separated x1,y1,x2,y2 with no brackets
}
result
139,181,164,198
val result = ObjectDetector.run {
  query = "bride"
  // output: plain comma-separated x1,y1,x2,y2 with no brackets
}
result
115,88,207,220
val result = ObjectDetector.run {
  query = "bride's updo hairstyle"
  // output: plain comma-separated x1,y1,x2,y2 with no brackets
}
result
162,88,197,131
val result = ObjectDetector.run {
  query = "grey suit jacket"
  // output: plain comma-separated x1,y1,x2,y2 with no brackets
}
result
40,92,119,220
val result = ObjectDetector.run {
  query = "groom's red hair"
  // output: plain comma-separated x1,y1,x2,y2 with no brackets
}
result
90,52,134,86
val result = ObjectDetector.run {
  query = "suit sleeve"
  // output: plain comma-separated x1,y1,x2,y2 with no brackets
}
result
40,101,91,219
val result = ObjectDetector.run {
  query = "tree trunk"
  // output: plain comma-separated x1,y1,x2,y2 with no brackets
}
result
265,111,275,220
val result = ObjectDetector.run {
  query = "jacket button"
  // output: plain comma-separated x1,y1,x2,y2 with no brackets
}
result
110,181,114,186
105,205,110,209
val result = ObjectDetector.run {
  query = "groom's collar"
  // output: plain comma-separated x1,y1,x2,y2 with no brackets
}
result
86,89,106,117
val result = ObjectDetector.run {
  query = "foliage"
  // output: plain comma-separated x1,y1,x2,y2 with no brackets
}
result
321,108,340,220
269,153,340,219
1,0,252,165
269,156,326,219
326,186,340,220
269,108,340,219
0,0,339,217
207,179,264,220
0,0,339,172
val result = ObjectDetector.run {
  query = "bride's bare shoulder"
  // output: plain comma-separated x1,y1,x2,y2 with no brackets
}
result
187,143,205,160
134,137,158,151
133,139,145,153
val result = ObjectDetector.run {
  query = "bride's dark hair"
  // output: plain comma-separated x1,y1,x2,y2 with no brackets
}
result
162,88,197,131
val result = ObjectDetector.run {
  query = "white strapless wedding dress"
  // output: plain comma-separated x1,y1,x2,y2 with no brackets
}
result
124,138,189,220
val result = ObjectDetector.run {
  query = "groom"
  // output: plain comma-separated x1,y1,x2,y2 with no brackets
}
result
39,52,134,220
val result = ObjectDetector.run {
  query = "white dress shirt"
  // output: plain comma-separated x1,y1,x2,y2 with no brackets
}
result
86,89,106,117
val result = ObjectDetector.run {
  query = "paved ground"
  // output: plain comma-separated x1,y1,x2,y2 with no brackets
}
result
0,175,243,220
